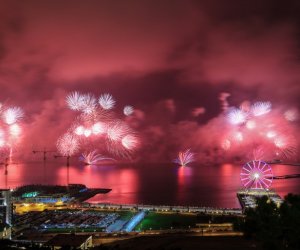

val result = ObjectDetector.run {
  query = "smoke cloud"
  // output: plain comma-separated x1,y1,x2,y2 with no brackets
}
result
0,0,299,162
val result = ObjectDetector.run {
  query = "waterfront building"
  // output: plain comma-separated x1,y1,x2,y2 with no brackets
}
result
0,189,13,226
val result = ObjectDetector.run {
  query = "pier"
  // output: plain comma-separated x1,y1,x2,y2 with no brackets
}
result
237,189,283,210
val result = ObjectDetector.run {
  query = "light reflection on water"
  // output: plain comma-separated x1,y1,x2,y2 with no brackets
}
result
0,161,299,208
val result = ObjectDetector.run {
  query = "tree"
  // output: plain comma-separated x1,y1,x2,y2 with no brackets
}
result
240,194,300,250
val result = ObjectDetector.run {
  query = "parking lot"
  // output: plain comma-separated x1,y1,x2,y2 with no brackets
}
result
14,209,135,233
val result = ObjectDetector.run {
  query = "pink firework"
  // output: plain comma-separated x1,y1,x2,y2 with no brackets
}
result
222,100,298,161
121,134,139,150
106,121,130,141
57,133,79,156
79,150,114,165
173,149,195,167
62,91,140,159
92,122,106,135
106,123,139,158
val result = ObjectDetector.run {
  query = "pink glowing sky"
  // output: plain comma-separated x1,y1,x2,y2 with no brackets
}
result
0,0,299,162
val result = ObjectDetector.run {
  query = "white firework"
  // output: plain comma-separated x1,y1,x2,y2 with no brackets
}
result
66,91,84,111
251,102,272,117
56,133,80,156
99,93,116,110
123,105,134,116
92,122,106,135
227,108,247,125
80,93,97,113
74,126,85,135
2,107,24,125
0,128,5,147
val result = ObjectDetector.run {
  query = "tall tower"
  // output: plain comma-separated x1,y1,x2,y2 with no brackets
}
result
0,189,13,226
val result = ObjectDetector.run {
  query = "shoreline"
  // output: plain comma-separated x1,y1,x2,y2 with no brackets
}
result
84,202,243,215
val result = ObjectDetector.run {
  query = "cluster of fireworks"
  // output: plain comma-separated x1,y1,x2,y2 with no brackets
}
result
221,101,298,160
0,103,24,161
56,92,140,164
172,98,298,166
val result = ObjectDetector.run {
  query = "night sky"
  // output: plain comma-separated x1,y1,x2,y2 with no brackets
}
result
0,0,299,162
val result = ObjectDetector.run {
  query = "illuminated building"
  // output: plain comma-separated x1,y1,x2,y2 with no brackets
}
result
0,189,13,226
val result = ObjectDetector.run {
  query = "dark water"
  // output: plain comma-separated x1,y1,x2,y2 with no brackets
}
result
1,161,300,208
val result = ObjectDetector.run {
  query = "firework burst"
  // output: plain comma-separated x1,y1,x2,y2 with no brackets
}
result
2,107,24,125
106,120,130,142
79,150,114,165
121,134,139,150
99,93,116,110
173,149,195,167
227,108,247,125
0,103,24,162
66,91,84,111
250,101,272,117
221,100,297,161
57,133,79,156
59,91,140,160
123,105,134,116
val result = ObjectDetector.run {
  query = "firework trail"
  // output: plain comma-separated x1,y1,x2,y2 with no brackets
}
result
79,150,114,165
106,121,139,158
0,103,24,162
106,120,130,142
248,147,265,161
173,149,195,167
121,134,139,150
